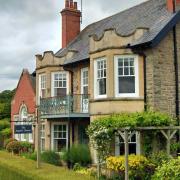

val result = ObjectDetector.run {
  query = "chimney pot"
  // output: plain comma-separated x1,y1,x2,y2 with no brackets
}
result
65,0,70,8
70,0,74,9
74,2,77,10
61,0,81,48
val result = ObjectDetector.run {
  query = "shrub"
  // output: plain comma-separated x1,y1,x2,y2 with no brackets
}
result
20,142,34,153
41,151,61,166
106,155,155,180
0,120,10,131
22,152,37,161
153,158,180,180
1,128,11,137
4,138,17,148
149,151,171,167
62,144,91,167
6,141,21,154
171,142,180,152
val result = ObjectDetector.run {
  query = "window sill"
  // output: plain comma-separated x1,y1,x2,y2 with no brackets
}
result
90,97,144,103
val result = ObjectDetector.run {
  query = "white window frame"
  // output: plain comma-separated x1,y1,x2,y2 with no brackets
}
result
114,55,139,98
94,57,107,99
81,67,88,95
51,122,68,152
40,124,46,152
81,67,89,113
51,71,69,97
115,131,140,156
39,74,46,98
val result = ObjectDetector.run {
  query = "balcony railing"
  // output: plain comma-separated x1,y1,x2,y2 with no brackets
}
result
40,94,89,118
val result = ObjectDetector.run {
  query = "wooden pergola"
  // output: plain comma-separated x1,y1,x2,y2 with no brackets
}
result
116,126,180,180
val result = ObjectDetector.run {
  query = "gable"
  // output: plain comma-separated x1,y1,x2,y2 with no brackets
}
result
11,70,36,115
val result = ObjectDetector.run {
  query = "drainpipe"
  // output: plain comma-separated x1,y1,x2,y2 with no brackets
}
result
143,54,147,111
172,0,179,125
130,48,147,111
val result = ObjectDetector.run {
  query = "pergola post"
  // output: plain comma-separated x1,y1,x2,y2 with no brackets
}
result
167,130,171,156
124,129,129,180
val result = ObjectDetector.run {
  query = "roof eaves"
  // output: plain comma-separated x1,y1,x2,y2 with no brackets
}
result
130,11,180,49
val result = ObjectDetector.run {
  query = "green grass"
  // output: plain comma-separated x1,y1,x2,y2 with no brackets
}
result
0,151,95,180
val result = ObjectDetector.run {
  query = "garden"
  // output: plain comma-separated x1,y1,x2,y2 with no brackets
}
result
87,111,180,180
1,111,180,180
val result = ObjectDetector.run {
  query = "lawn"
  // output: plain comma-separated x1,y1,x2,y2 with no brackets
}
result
0,151,95,180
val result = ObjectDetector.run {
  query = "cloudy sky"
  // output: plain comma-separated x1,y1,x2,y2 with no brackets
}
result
0,0,146,92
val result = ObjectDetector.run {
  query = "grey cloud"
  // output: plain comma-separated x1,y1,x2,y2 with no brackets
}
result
0,0,146,92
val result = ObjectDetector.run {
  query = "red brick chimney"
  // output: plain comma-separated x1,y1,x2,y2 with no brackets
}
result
167,0,180,12
61,0,81,48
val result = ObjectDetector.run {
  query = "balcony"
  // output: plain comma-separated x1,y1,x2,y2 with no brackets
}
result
39,94,89,119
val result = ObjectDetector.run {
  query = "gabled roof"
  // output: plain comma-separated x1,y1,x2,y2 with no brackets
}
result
55,0,180,65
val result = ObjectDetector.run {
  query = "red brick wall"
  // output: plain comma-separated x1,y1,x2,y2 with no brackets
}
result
11,70,35,133
61,1,81,48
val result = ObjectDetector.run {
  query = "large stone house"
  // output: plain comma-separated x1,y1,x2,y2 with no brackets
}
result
11,69,36,143
35,0,180,156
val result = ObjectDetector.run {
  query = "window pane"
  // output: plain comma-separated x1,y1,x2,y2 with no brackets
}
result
99,78,106,95
54,88,66,96
124,67,129,75
130,67,134,75
124,59,129,66
118,68,123,76
118,77,135,93
83,86,88,94
118,59,123,67
54,139,66,152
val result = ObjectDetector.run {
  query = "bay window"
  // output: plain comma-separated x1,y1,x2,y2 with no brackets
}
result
94,58,107,98
114,55,139,97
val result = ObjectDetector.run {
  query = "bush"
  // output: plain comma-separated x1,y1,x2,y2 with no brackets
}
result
149,151,171,167
6,141,21,154
62,144,91,167
171,142,180,152
22,152,37,161
4,138,17,148
20,142,34,153
106,155,155,180
153,158,180,180
41,151,61,166
0,120,10,131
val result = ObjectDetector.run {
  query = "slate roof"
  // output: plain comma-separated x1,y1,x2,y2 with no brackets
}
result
55,0,179,65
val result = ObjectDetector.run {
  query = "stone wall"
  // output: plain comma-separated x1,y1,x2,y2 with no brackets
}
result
145,22,180,117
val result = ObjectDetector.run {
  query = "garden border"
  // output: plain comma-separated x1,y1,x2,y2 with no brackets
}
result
116,126,180,180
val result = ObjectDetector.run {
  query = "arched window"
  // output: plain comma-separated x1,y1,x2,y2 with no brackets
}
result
18,105,33,143
20,107,27,121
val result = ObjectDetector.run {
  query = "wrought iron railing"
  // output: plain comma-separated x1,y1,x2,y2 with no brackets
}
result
40,94,89,116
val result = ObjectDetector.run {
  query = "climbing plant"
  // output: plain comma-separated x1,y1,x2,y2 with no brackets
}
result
87,111,176,162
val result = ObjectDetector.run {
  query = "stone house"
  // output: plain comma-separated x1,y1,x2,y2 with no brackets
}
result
11,69,36,143
35,0,180,156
